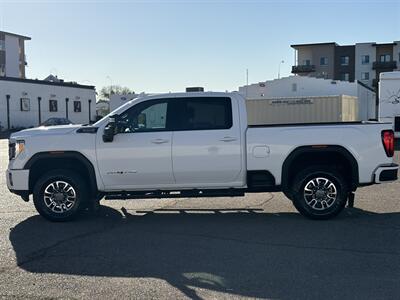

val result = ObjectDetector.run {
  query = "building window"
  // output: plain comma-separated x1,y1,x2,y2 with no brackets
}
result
73,101,81,112
361,55,370,64
49,100,58,112
361,72,369,80
303,59,311,66
292,83,297,92
320,57,328,66
340,56,349,66
380,54,391,62
340,73,350,81
20,98,30,111
0,64,5,76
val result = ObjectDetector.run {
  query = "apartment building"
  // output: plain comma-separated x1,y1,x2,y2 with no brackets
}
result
0,31,31,78
291,41,400,89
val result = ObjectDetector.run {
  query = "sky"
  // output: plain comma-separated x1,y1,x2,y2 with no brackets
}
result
0,0,399,95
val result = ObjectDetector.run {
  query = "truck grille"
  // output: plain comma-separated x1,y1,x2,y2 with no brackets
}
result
8,143,15,160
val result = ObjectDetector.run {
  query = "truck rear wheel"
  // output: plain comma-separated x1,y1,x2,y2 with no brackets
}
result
291,166,348,220
33,169,88,222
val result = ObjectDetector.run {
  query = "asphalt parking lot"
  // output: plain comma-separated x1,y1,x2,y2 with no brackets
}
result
0,139,399,299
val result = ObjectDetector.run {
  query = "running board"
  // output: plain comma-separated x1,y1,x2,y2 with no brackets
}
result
104,189,245,200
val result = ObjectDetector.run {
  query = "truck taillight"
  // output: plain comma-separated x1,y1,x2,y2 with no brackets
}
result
382,130,394,157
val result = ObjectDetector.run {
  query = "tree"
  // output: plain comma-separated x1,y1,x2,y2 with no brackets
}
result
99,85,134,100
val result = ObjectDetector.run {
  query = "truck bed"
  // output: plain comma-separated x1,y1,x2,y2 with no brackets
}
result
246,121,394,185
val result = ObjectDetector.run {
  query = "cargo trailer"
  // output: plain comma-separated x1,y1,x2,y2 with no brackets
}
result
246,95,358,125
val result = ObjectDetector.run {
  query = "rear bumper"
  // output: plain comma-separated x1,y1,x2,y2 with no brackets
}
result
374,163,399,183
6,169,30,201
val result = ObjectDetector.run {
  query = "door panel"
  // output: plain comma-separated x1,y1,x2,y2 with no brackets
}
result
96,132,174,189
171,97,242,187
96,99,174,190
172,130,242,185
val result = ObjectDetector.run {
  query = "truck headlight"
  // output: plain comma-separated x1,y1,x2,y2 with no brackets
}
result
14,140,25,158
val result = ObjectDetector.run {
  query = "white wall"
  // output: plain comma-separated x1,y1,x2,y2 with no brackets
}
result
4,35,20,78
355,43,376,86
110,93,149,111
0,79,96,130
110,93,138,111
238,76,359,99
357,83,376,120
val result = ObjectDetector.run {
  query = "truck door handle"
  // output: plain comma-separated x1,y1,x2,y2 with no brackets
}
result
219,136,237,142
151,138,169,144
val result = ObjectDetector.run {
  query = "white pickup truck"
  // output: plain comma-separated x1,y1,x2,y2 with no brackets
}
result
6,92,398,221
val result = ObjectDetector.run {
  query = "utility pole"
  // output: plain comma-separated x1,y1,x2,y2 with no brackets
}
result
278,60,285,79
6,95,10,130
246,69,249,98
38,97,42,125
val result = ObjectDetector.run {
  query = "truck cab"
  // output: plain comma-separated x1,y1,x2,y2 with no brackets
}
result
96,93,247,190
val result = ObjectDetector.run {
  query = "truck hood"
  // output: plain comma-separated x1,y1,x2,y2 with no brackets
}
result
10,125,82,140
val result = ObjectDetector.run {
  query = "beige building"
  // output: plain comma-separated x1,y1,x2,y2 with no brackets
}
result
0,31,31,78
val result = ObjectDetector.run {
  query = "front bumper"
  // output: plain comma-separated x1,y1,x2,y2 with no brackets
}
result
6,169,30,200
374,163,399,183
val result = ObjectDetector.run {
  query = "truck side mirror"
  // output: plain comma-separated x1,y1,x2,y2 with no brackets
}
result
102,115,117,142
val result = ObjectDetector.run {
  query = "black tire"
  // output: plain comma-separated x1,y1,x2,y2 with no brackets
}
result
290,165,348,220
33,169,88,222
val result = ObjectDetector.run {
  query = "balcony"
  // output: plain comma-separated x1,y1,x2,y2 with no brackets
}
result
372,61,397,70
291,65,316,74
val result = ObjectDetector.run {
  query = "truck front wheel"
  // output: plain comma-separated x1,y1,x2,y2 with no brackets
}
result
291,166,348,220
33,169,88,222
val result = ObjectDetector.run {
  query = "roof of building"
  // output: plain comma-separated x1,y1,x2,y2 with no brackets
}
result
372,42,397,47
291,41,397,48
291,42,338,48
0,30,31,40
0,76,95,90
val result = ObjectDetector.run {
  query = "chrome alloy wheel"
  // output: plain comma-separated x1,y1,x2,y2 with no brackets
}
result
303,177,337,211
43,181,77,213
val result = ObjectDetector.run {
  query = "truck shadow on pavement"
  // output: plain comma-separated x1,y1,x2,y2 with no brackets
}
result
9,206,400,299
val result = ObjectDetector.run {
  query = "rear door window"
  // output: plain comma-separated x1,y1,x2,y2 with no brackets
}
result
172,97,232,131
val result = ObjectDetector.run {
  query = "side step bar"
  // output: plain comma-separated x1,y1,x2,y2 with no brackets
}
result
104,189,245,200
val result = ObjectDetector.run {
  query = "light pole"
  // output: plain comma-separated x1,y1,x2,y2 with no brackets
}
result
106,76,114,95
245,68,249,98
278,60,285,79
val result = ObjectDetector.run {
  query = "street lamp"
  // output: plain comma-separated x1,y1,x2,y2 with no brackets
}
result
106,76,114,95
278,60,285,79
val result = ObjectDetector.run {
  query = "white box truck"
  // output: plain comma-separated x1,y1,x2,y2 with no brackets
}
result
379,71,400,137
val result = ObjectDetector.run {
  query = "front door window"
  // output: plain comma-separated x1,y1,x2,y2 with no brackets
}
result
117,100,168,133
